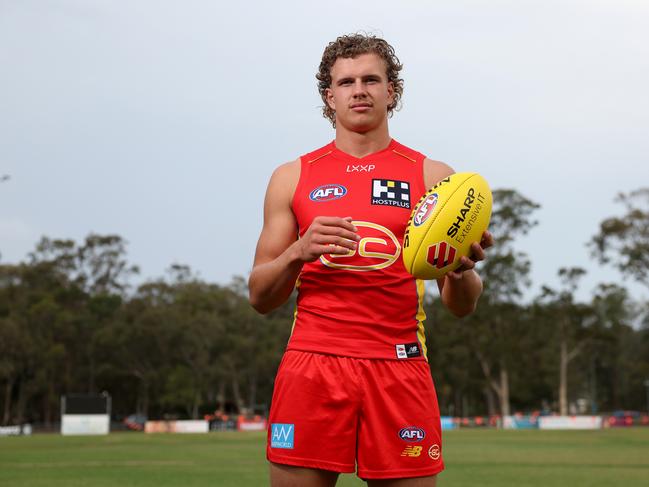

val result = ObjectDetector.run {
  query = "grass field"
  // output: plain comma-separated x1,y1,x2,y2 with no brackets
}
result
1,429,649,486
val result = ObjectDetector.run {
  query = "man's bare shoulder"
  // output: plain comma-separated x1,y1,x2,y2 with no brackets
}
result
266,158,301,203
423,157,455,188
273,157,300,176
271,158,300,181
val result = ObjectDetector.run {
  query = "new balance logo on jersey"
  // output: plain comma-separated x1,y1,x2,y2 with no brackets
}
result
406,343,420,357
427,242,457,269
270,423,294,449
371,179,410,209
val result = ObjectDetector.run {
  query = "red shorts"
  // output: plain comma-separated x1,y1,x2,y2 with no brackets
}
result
267,351,444,479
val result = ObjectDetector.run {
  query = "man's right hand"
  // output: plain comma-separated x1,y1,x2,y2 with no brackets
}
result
296,216,361,262
249,161,364,313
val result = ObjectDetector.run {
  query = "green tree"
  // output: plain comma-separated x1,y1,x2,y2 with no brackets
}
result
536,268,597,415
28,235,135,396
590,188,649,287
0,258,84,426
0,313,23,425
465,189,540,416
590,284,649,411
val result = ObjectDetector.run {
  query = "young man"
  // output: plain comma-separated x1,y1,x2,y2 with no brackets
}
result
249,34,492,487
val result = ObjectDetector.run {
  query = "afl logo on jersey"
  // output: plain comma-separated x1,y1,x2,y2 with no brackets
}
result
309,184,347,202
320,221,401,271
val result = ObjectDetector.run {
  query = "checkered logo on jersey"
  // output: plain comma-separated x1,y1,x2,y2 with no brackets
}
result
371,179,411,209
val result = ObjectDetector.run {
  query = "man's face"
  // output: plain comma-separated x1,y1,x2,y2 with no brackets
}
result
325,53,394,133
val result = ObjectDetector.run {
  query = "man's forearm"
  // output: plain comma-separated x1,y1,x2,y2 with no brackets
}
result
248,242,305,314
440,270,483,318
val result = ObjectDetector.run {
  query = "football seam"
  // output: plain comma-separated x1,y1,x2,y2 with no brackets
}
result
410,173,478,276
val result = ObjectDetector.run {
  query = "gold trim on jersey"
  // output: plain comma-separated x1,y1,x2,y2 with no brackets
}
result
415,279,428,361
307,151,333,164
392,149,417,163
290,277,301,337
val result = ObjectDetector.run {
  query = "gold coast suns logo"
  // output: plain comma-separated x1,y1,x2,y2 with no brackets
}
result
320,221,401,271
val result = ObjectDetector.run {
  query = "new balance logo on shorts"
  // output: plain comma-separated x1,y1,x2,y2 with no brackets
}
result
401,445,423,457
270,423,294,449
372,179,410,208
395,343,421,359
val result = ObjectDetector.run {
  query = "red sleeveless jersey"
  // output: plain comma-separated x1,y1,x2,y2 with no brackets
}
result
288,139,429,360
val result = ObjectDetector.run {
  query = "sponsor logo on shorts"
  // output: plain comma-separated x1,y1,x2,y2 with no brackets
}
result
270,423,294,449
401,445,423,457
395,343,421,359
371,179,410,209
346,164,376,173
413,193,438,227
399,426,426,442
309,184,347,202
428,444,441,460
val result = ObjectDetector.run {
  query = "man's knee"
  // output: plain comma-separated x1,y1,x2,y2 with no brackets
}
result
367,474,438,487
270,462,340,487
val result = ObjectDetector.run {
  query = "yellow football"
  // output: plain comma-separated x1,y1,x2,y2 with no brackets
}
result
402,172,492,280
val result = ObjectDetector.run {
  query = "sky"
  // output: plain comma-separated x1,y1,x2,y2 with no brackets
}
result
1,0,648,303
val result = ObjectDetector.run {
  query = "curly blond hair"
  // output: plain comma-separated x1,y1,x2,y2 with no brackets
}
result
316,33,404,127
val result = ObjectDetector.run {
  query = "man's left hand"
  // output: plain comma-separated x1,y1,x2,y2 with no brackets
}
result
446,230,494,280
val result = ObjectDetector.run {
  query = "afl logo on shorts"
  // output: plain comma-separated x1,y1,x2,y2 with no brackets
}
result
309,184,347,202
399,426,426,442
320,221,401,271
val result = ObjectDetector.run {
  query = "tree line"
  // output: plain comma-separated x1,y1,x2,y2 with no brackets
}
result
1,189,648,427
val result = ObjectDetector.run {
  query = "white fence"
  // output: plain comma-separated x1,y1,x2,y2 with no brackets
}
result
538,416,603,430
144,420,209,433
61,414,110,435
